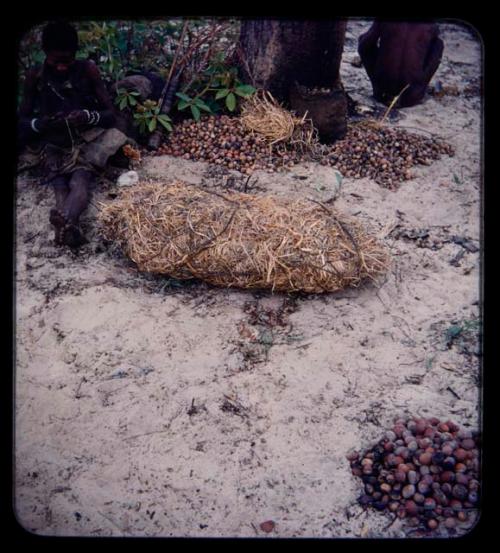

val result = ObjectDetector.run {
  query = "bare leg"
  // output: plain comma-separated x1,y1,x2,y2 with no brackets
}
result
422,36,444,84
398,83,428,108
49,174,70,245
63,169,93,224
399,37,444,108
61,169,93,248
358,27,383,102
358,38,378,82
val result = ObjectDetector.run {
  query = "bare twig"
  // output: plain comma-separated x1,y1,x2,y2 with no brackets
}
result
156,19,189,116
97,511,127,533
380,84,410,124
383,514,399,531
447,386,461,400
250,522,259,535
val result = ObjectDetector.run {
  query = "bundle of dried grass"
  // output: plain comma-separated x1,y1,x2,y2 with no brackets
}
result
99,181,390,293
240,90,317,150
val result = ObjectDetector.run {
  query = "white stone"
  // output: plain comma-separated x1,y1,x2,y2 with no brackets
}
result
117,171,140,187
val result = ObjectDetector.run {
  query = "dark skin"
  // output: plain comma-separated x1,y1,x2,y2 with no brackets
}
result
19,50,115,139
19,49,116,247
358,21,444,108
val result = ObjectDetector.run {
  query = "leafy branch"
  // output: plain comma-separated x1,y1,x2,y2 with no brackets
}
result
133,100,173,134
114,88,140,110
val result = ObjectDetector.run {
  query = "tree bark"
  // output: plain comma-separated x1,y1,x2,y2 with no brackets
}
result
239,19,348,142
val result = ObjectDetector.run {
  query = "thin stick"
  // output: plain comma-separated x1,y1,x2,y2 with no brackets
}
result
380,84,410,125
157,20,189,114
306,198,361,259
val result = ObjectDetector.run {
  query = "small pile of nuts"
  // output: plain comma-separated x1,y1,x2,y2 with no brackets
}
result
348,416,480,535
155,115,455,189
324,123,455,189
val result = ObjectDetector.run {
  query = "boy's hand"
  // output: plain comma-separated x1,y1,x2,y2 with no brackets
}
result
35,115,65,132
67,110,90,126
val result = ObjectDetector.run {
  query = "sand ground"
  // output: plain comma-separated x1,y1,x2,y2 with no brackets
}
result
14,20,482,538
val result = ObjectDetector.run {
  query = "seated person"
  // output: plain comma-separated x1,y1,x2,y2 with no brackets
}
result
358,21,444,108
18,20,129,248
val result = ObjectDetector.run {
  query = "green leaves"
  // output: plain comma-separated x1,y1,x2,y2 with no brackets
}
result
115,88,141,111
50,21,260,130
176,92,212,121
213,82,255,113
133,100,172,135
177,81,253,116
445,324,463,347
226,92,236,112
190,105,201,121
158,114,173,131
234,84,256,97
215,88,230,100
174,54,256,118
194,98,211,112
175,92,192,103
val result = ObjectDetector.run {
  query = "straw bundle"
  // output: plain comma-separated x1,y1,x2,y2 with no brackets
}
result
240,90,317,149
99,181,390,293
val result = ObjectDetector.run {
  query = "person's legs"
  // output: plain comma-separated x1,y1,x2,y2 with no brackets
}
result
63,169,93,224
422,36,444,85
398,83,428,108
60,169,93,248
358,33,378,79
49,174,70,244
358,33,382,101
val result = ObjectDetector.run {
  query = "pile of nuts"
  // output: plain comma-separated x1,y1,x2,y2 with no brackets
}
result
155,115,455,189
348,416,480,535
324,123,455,189
156,115,299,174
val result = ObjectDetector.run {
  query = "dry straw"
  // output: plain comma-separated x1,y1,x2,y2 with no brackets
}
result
351,83,412,131
99,181,390,293
240,90,317,151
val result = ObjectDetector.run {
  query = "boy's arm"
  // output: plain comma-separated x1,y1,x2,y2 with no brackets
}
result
17,68,51,143
358,21,382,79
18,68,38,120
85,61,116,128
66,61,117,128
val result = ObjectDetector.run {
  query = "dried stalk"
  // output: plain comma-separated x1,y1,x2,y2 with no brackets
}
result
98,181,390,294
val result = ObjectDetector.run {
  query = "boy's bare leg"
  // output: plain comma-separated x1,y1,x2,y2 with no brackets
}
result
61,169,93,248
49,174,70,244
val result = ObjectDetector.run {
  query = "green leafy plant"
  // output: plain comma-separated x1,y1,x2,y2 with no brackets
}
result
175,92,212,121
176,52,256,119
209,62,256,111
210,69,256,113
115,88,140,110
133,100,173,134
214,83,256,112
444,318,480,351
77,22,125,81
18,20,255,130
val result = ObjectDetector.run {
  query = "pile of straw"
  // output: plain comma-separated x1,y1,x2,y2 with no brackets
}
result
99,181,390,293
240,90,317,149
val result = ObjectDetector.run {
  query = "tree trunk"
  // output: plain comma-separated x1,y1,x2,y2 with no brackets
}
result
239,19,348,142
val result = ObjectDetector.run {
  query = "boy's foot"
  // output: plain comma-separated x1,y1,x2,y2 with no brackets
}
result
50,208,67,228
50,209,66,245
62,224,88,249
